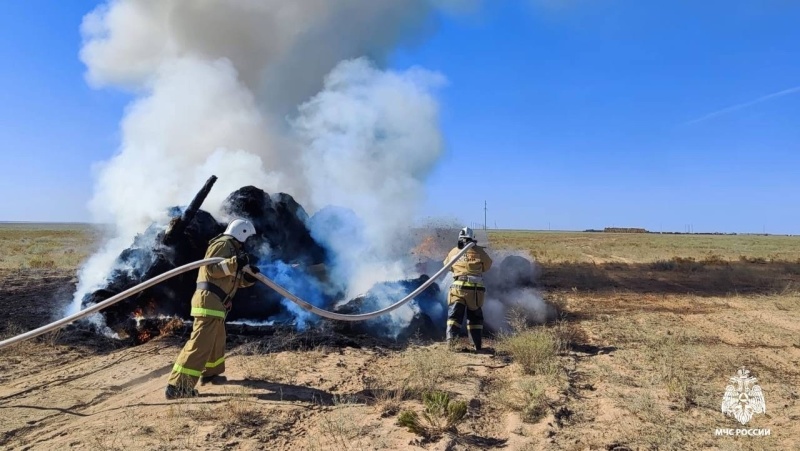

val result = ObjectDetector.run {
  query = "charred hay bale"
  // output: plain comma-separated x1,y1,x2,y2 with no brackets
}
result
332,275,445,341
81,208,223,329
220,186,327,265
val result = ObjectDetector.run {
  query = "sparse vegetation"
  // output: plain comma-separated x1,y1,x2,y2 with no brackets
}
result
495,376,550,423
492,322,567,424
364,375,408,417
3,228,800,449
239,349,318,385
397,391,468,438
496,325,563,377
645,334,699,410
489,230,800,263
0,223,101,269
222,387,267,427
399,345,461,396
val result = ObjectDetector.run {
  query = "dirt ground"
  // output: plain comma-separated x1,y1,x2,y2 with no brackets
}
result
2,231,800,450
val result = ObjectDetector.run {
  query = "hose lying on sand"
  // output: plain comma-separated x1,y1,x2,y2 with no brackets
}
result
0,242,475,350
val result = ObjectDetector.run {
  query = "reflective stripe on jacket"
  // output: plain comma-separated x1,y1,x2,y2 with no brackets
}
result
190,234,254,318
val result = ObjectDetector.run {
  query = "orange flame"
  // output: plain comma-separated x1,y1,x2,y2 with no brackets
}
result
137,329,152,343
412,235,443,259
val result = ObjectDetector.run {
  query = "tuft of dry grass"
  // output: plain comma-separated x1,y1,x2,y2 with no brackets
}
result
644,334,699,410
491,321,569,424
239,350,322,385
496,325,563,377
397,391,468,438
364,375,409,417
399,346,461,396
310,397,374,451
494,376,550,423
221,387,267,428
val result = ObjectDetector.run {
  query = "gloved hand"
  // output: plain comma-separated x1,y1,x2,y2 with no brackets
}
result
237,252,258,268
243,265,259,283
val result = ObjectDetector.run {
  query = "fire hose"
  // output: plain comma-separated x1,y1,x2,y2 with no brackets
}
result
0,242,475,350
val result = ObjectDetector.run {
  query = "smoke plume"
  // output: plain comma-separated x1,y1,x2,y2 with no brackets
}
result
71,0,473,317
481,250,556,333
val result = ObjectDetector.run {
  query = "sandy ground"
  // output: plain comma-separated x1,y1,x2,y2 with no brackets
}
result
2,257,800,450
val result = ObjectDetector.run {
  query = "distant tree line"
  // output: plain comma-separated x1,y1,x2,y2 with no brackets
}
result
602,227,648,233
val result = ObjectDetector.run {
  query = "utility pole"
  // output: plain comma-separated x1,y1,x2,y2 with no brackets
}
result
484,201,487,230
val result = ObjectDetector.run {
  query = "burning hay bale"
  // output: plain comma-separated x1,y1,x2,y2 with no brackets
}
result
220,186,328,266
76,176,552,345
77,178,452,343
81,206,224,329
79,177,330,333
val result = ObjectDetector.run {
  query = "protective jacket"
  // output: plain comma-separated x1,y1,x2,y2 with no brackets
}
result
445,245,493,279
191,234,254,318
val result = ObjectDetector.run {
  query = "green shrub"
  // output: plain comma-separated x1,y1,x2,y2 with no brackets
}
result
397,391,467,438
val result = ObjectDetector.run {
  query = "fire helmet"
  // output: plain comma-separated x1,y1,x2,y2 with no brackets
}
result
224,218,256,243
458,227,475,241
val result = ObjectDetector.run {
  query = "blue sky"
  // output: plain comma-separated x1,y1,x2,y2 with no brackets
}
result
2,1,799,234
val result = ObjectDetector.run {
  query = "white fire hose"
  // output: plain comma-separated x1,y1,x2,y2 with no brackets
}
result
0,242,475,350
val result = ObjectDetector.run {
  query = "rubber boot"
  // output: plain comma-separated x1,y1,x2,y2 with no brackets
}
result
200,374,227,386
165,384,199,400
469,328,482,352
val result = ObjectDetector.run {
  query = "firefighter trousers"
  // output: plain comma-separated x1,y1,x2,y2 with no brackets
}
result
167,316,226,390
446,285,485,350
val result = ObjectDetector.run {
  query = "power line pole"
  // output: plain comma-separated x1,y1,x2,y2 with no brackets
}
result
484,200,487,230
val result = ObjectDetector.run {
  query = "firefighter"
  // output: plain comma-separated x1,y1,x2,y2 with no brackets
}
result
444,227,493,352
165,218,260,399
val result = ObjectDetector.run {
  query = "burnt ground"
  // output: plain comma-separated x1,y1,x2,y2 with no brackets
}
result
2,259,800,450
0,268,77,336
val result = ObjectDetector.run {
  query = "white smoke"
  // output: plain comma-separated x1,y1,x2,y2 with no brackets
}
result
296,58,446,295
70,0,472,318
480,250,555,332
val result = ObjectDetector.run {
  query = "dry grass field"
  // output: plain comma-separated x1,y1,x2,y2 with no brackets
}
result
490,230,800,264
0,223,101,270
489,230,800,450
1,225,799,450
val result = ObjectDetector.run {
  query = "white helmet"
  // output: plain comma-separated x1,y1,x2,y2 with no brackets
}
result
458,226,475,241
224,218,256,243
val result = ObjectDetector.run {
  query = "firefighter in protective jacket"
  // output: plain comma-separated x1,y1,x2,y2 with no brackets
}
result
165,218,259,399
445,227,493,352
